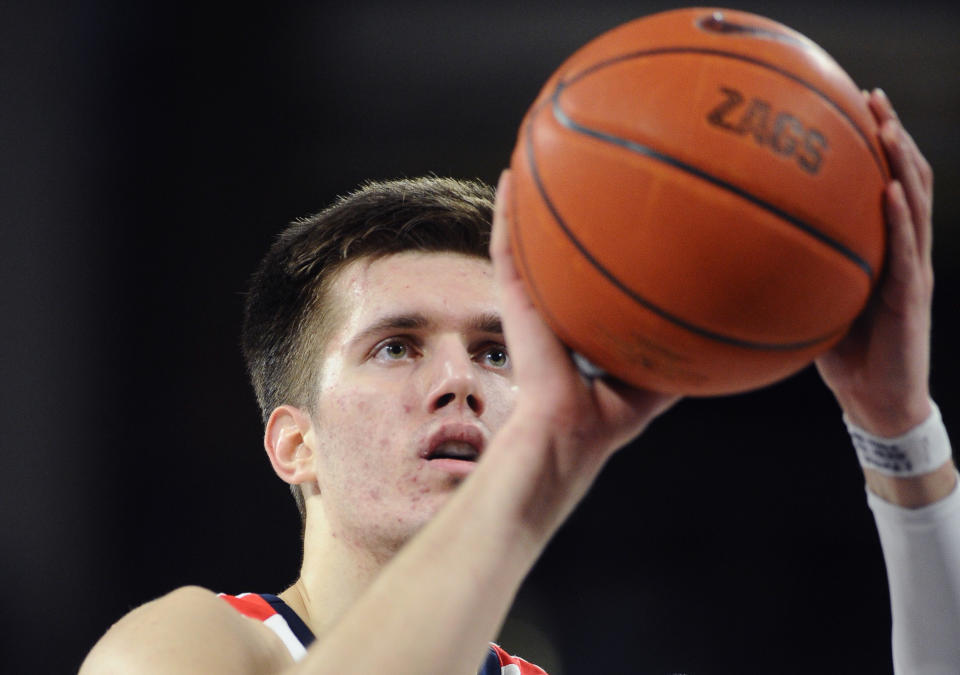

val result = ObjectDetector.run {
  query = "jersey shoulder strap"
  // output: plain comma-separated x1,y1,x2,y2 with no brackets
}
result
220,593,546,673
482,643,549,674
218,592,315,662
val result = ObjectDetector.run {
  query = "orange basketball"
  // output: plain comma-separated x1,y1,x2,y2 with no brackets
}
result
509,7,888,395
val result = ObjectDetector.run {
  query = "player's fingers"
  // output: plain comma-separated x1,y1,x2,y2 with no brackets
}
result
490,170,520,287
868,87,897,125
870,89,935,256
490,171,538,353
866,90,927,264
875,89,933,268
491,171,542,320
490,170,577,382
871,89,934,194
882,180,919,293
870,89,934,270
880,119,931,262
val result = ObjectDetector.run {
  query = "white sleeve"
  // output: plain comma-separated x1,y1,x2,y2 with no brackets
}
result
868,472,960,674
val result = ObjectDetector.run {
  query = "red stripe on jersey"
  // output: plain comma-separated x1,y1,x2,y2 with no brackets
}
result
490,643,548,674
219,593,276,622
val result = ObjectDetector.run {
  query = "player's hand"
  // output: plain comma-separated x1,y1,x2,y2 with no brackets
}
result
490,170,679,497
815,89,934,436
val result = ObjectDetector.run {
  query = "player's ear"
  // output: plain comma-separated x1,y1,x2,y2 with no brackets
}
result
264,404,317,487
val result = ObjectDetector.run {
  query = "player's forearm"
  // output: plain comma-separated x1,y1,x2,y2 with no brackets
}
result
868,469,960,673
287,413,575,675
865,461,958,508
854,401,960,672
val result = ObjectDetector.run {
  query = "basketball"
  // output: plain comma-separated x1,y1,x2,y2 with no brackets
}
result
508,7,888,395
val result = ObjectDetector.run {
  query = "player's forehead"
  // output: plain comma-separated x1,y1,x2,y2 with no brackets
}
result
324,251,498,344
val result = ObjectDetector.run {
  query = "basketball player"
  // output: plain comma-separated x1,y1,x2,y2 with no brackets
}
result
80,89,958,674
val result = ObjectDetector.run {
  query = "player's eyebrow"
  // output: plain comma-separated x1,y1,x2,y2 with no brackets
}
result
470,312,503,337
349,313,430,348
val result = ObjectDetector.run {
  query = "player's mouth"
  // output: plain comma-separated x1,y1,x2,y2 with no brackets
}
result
422,424,485,470
428,441,480,461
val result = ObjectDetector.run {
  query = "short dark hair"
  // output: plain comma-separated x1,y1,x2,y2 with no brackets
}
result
241,176,495,521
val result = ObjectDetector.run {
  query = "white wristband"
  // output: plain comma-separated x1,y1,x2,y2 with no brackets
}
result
845,401,953,477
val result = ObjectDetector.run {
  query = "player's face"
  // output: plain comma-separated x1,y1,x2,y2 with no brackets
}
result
306,251,514,556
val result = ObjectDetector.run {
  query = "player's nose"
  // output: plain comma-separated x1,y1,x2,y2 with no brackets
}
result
424,340,484,416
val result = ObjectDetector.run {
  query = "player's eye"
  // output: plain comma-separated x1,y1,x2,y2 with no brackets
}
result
373,339,414,362
480,345,510,370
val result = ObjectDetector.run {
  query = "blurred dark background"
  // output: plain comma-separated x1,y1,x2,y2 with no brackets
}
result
2,1,958,673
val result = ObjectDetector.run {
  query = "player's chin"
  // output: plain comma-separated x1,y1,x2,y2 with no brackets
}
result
423,457,479,480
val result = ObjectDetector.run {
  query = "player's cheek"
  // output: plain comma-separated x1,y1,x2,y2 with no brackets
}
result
483,371,518,423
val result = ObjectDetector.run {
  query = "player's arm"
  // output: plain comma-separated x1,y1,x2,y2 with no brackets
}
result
816,89,960,673
81,176,675,675
79,586,291,675
816,87,955,506
83,175,676,675
275,171,678,675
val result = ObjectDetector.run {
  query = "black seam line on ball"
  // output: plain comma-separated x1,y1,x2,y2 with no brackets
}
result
560,46,888,182
551,87,875,281
524,110,844,353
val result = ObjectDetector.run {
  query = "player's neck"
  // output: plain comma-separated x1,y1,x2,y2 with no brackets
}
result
279,504,397,639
